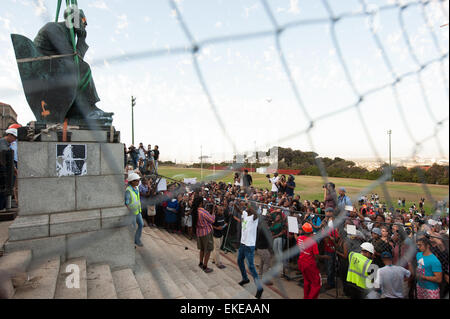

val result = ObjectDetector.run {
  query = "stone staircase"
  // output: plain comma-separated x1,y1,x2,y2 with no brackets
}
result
0,249,143,299
136,227,284,299
0,226,285,299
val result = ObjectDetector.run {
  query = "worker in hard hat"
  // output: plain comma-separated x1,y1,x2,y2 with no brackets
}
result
125,172,144,247
0,128,18,211
295,222,330,299
346,242,375,299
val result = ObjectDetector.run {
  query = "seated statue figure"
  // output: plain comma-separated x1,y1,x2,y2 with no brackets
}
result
11,8,113,127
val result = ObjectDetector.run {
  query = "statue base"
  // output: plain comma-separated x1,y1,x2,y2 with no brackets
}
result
4,128,134,270
25,121,120,143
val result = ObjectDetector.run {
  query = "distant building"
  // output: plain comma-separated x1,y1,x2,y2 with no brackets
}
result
0,102,18,136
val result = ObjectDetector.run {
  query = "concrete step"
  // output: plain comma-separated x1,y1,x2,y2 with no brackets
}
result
134,252,173,299
218,252,285,299
141,230,206,299
0,249,32,298
134,243,186,299
54,258,88,299
111,268,144,299
13,257,60,299
160,228,284,299
157,229,256,299
151,228,250,299
86,264,117,299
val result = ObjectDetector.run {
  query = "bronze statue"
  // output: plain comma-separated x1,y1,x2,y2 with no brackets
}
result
11,8,113,127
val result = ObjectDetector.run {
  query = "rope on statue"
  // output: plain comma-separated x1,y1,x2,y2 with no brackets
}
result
54,0,92,92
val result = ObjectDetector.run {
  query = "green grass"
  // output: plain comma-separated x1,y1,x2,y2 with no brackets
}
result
158,166,449,215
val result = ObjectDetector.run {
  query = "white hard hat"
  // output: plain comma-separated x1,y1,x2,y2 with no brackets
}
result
360,242,375,255
5,128,18,137
128,173,140,182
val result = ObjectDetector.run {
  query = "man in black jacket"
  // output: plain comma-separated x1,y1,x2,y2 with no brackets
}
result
256,216,273,285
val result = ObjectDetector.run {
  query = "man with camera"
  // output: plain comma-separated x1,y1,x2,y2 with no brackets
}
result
267,172,280,197
323,182,337,211
242,169,253,194
286,175,296,197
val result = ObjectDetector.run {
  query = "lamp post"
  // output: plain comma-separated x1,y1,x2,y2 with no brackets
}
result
131,96,136,145
388,129,392,181
199,146,210,180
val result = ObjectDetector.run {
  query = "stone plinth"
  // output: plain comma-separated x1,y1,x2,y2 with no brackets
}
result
6,130,135,269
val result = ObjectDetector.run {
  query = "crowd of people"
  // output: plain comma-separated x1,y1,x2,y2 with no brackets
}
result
124,143,160,175
124,167,449,300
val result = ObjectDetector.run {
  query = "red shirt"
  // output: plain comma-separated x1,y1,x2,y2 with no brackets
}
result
297,235,319,267
323,228,339,253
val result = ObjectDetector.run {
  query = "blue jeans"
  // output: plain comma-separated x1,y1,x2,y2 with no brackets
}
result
135,213,144,245
237,244,262,290
325,251,336,287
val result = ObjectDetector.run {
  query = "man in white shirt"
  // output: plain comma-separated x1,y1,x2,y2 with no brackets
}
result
268,173,280,196
234,202,264,299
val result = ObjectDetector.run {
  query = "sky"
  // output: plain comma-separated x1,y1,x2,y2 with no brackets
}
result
0,0,449,164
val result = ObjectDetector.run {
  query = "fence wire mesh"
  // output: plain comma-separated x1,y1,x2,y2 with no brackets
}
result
0,0,449,300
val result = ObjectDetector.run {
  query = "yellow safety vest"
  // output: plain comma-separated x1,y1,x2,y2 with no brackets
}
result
346,251,372,289
126,185,142,215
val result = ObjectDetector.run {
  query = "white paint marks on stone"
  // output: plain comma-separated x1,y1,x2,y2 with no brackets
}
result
56,144,87,177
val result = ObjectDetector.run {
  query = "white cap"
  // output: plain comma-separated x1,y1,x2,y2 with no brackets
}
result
5,128,18,137
128,173,140,182
360,242,375,254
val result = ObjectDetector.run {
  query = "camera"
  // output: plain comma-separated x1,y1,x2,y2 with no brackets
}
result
322,182,335,189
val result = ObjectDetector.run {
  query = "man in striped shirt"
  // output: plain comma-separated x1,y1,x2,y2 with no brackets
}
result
194,198,216,273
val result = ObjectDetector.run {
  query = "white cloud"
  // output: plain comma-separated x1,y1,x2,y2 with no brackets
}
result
33,0,47,17
116,14,128,30
287,0,300,15
0,16,11,31
244,3,259,18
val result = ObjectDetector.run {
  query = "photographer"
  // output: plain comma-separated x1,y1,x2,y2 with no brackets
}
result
286,175,296,197
277,175,287,195
323,182,337,212
242,169,253,193
234,172,242,187
267,173,280,197
127,145,139,169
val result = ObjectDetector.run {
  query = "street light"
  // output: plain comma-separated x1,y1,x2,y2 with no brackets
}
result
131,96,136,145
199,145,211,180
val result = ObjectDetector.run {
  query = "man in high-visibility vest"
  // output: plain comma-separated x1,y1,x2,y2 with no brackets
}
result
125,173,144,247
346,242,375,299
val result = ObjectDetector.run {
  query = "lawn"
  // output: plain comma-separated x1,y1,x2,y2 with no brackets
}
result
157,166,449,214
